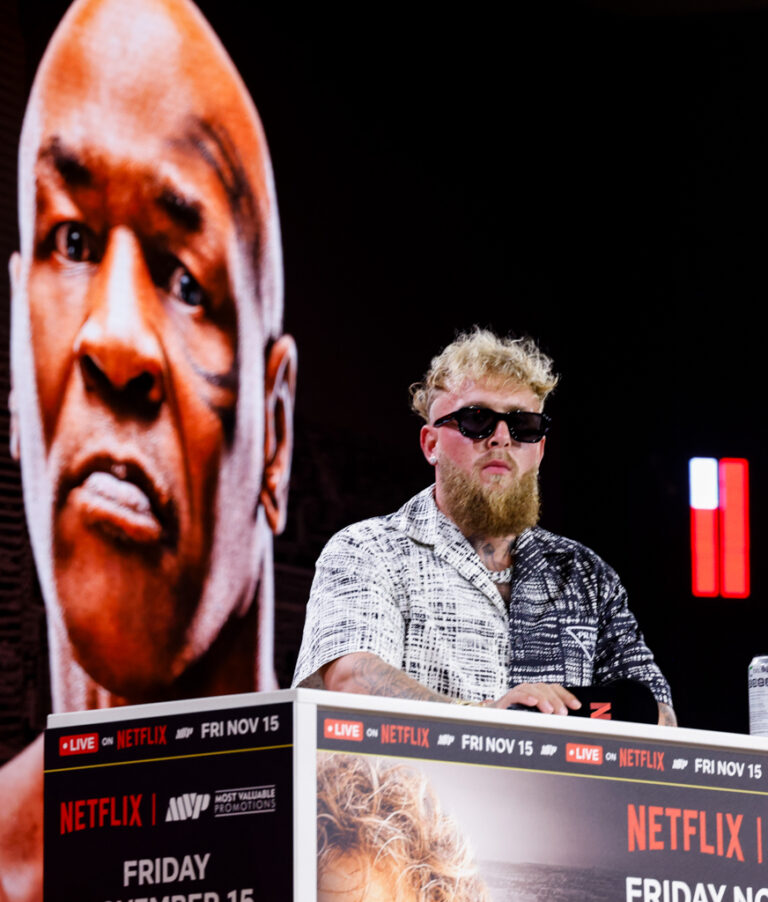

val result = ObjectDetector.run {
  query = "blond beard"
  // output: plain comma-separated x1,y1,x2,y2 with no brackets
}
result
438,457,541,538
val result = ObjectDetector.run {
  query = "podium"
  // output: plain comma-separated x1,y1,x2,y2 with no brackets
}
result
44,689,768,900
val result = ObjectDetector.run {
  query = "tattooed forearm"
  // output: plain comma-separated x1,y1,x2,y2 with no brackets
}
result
323,652,448,703
348,656,444,701
657,702,678,727
297,670,324,689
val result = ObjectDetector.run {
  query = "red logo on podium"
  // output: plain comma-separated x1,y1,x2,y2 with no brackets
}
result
590,702,612,720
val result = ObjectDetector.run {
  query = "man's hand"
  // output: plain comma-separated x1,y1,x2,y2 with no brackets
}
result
488,682,582,715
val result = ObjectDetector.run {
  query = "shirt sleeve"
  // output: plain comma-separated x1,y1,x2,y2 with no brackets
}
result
291,526,407,687
594,574,673,707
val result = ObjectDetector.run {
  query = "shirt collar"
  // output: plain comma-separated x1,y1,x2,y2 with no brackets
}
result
394,485,460,546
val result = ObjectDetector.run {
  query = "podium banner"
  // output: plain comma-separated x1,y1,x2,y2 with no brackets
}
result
44,700,294,901
317,706,768,901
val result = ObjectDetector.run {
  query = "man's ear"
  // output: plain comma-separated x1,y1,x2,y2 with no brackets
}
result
8,253,21,461
420,424,438,466
260,334,297,534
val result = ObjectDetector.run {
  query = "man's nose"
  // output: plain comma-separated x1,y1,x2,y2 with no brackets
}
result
74,228,164,406
487,417,513,446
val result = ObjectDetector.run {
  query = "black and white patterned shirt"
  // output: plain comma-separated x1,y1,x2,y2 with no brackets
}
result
292,486,672,705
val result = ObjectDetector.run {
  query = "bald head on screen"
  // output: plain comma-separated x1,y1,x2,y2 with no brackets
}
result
10,0,295,715
2,1,296,894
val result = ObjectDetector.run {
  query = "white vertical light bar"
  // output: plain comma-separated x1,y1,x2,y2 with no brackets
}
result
689,457,719,597
689,457,719,509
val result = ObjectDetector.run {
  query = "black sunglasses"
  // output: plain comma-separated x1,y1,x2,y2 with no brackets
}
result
433,406,551,443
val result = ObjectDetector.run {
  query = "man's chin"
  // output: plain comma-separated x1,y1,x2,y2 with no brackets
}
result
51,549,200,702
64,609,195,702
440,465,541,537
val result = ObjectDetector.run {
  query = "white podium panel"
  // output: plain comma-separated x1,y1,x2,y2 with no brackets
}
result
44,689,768,901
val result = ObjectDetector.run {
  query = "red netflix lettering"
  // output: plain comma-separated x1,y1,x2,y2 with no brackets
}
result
380,724,430,748
627,804,745,860
115,725,167,749
59,794,144,834
618,748,665,771
628,803,646,851
649,806,664,850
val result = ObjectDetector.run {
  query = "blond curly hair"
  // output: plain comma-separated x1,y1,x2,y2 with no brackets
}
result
317,753,491,901
410,327,558,422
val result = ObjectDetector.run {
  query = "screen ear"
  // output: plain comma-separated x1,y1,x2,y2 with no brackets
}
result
260,335,297,534
8,253,21,461
8,388,19,461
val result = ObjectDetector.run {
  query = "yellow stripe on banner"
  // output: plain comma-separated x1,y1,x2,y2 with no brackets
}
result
317,748,768,797
44,743,293,774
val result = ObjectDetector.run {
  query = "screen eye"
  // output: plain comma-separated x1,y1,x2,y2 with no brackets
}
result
147,252,209,310
53,222,95,263
169,266,206,308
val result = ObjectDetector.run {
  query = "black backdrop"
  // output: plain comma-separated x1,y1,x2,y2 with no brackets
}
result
2,0,767,761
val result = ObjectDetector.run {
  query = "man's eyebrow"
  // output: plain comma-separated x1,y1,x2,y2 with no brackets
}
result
39,136,202,233
38,137,92,187
178,118,261,269
156,186,202,233
181,119,256,224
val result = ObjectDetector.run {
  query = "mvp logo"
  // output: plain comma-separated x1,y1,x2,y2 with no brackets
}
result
166,793,211,822
59,733,99,756
566,743,603,765
323,719,363,741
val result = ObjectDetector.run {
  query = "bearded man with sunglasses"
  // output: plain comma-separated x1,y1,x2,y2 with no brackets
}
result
293,329,675,726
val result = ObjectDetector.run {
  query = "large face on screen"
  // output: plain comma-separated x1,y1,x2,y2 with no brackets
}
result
9,0,292,700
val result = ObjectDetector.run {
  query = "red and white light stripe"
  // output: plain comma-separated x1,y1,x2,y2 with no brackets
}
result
689,457,750,598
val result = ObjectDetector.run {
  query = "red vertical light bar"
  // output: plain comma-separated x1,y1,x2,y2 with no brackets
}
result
691,508,719,597
719,458,750,598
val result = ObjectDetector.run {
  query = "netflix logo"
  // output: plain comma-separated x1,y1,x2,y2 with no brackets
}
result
116,725,167,749
59,793,156,834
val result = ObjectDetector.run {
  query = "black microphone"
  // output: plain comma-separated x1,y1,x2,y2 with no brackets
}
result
565,679,658,724
508,679,658,724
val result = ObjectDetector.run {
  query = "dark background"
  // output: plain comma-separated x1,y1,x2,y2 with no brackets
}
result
2,0,767,760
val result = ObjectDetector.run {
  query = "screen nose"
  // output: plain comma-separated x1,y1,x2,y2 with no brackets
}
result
74,227,164,407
